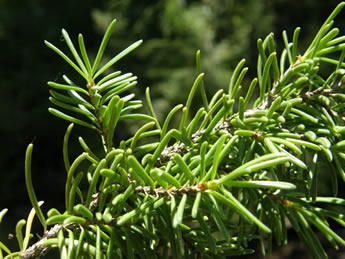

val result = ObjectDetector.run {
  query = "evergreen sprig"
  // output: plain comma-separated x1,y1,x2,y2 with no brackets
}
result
2,3,345,258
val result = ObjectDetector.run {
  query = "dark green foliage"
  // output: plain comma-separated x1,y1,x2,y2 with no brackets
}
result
92,0,276,123
2,2,345,259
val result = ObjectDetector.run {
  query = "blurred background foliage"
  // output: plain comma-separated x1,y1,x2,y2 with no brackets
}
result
0,0,344,256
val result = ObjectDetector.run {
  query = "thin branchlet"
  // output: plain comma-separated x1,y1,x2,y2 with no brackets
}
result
156,82,342,165
20,224,76,259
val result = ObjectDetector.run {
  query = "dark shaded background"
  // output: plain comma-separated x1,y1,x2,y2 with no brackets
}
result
0,0,344,257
